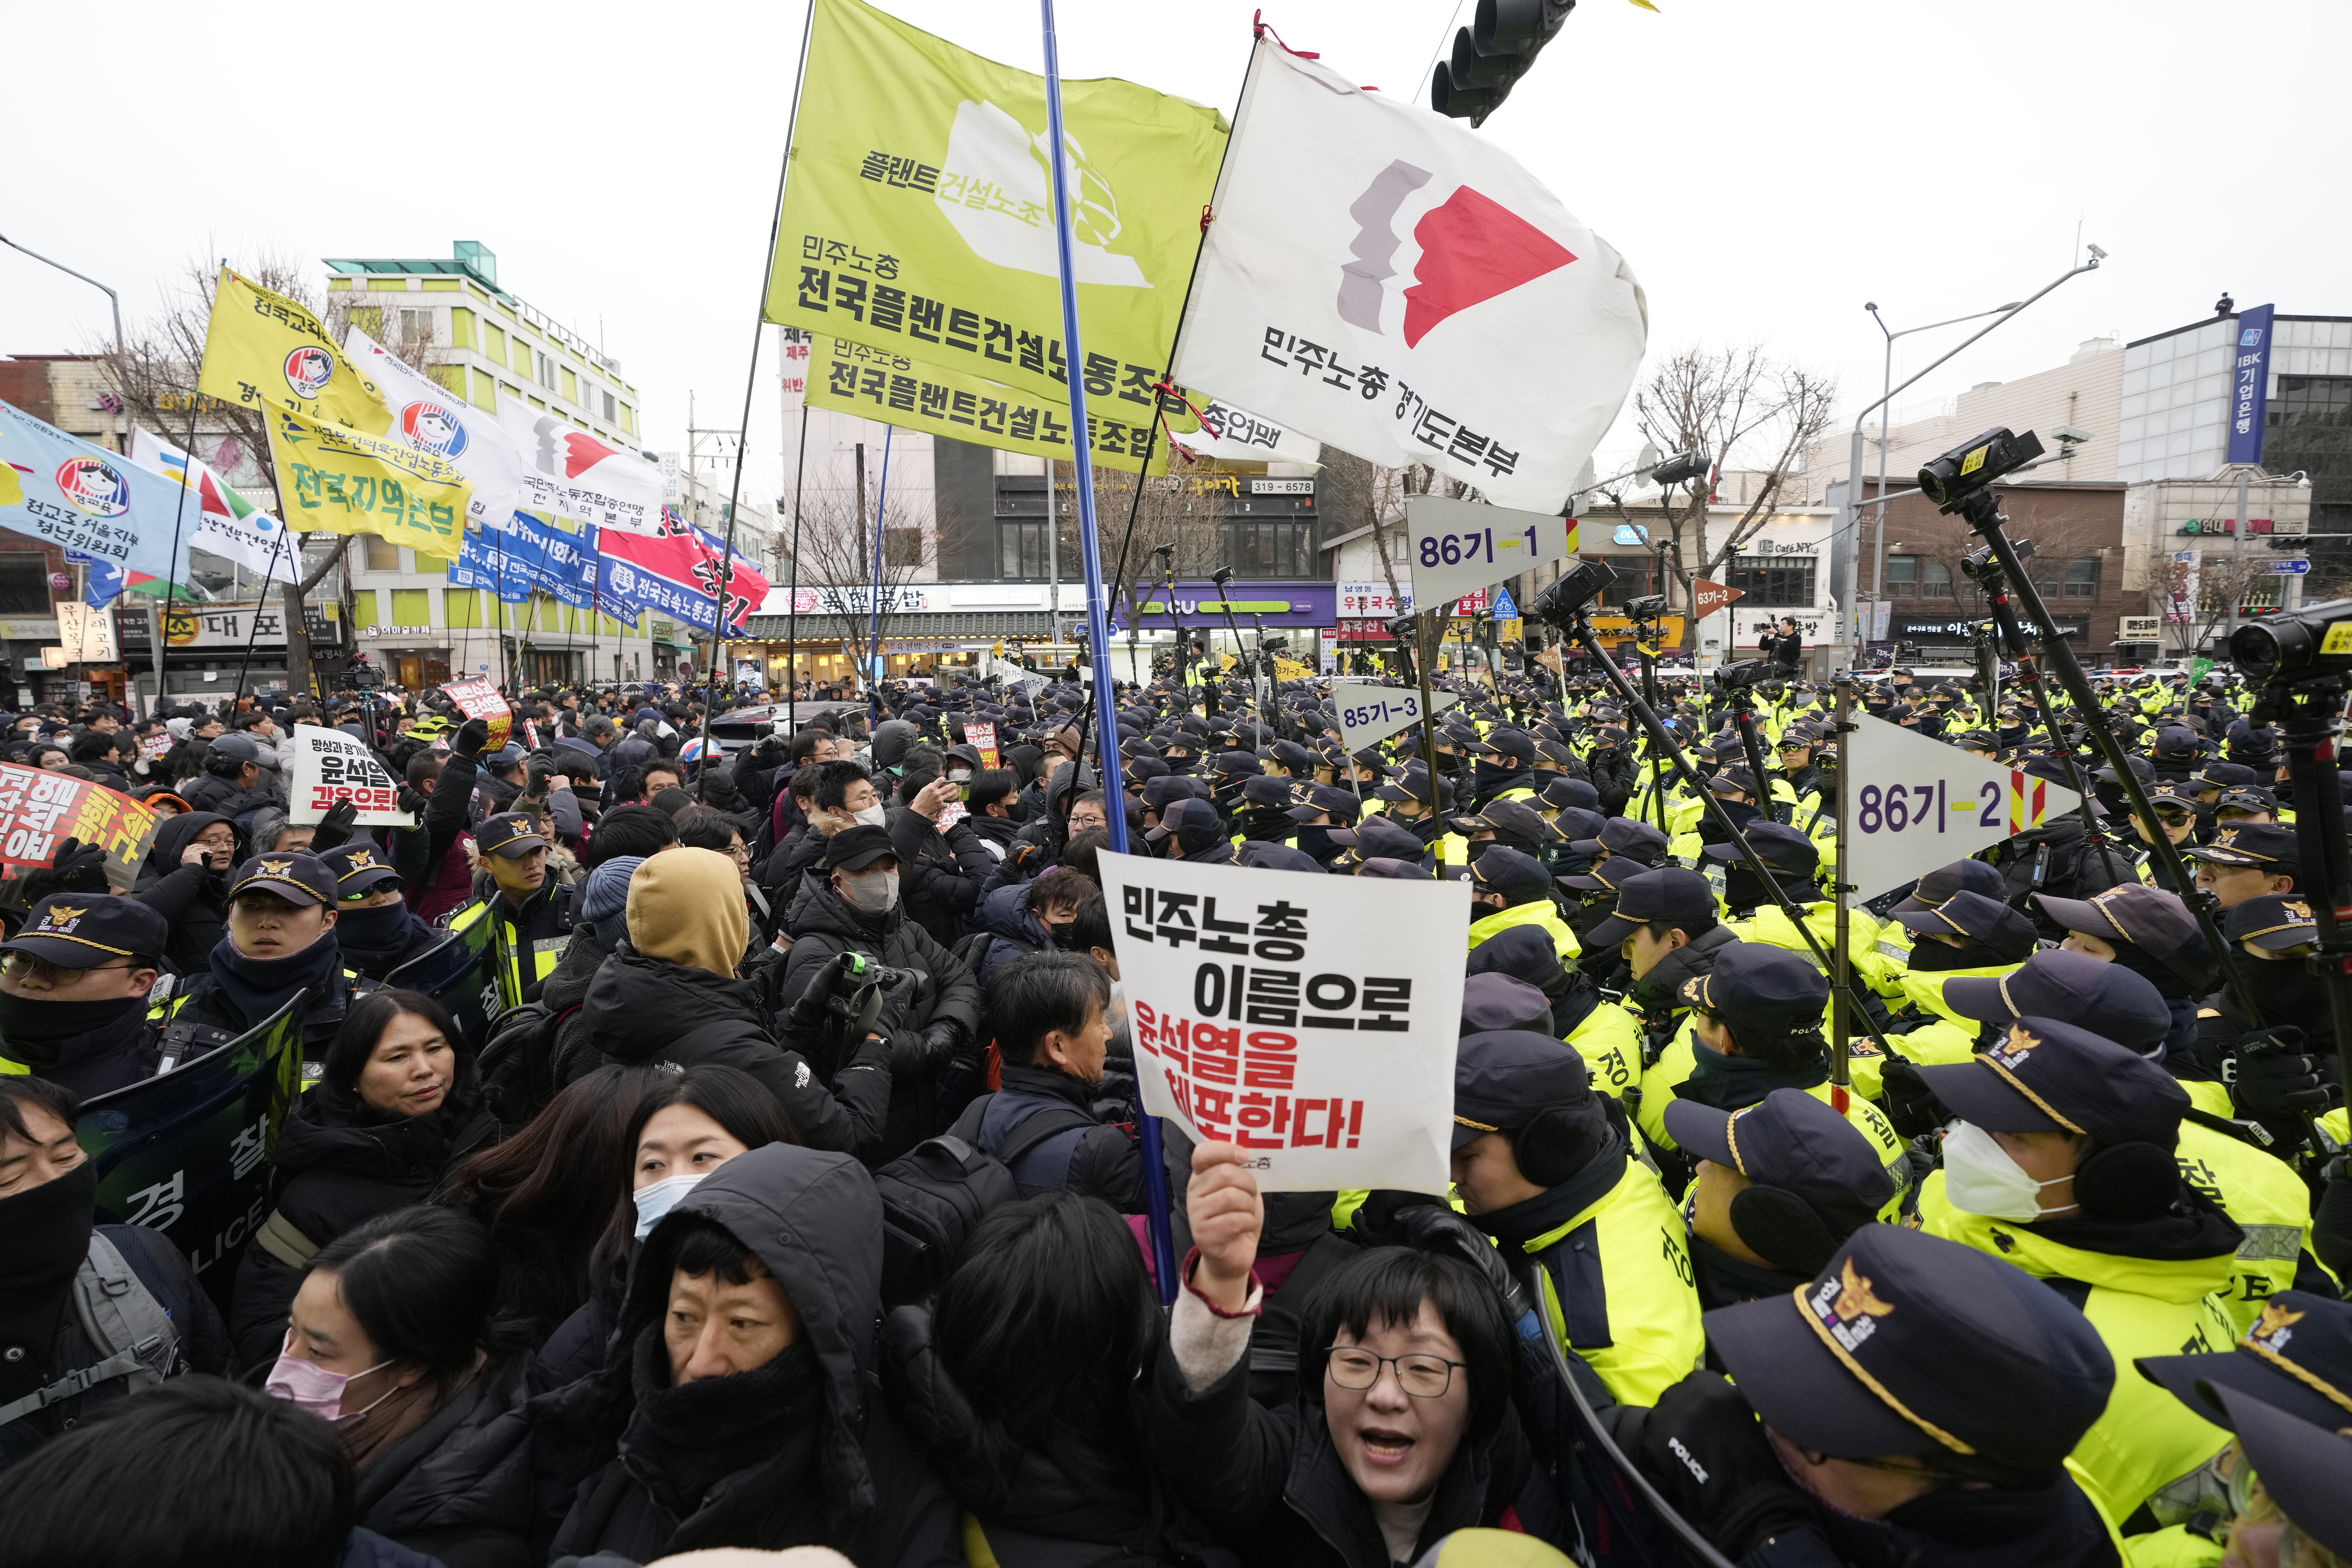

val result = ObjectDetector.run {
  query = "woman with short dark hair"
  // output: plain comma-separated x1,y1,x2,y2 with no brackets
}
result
230,990,497,1369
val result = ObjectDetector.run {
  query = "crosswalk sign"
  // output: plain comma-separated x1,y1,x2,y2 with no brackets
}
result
1489,587,1519,620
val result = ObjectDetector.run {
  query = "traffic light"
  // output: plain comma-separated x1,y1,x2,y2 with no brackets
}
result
1429,0,1576,125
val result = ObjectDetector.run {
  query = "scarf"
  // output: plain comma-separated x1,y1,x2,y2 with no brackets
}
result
332,901,418,973
1471,761,1524,800
1690,1234,1808,1311
208,931,344,1029
0,993,148,1072
1474,1127,1629,1250
1902,937,2017,973
1682,1039,1825,1109
0,1163,98,1406
626,1325,823,1524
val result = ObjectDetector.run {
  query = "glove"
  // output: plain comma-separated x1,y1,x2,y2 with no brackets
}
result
310,798,359,851
1394,1203,1533,1326
454,717,492,759
1639,1371,1817,1557
1877,1057,1949,1141
2233,1027,2337,1118
1003,841,1044,879
396,785,428,818
524,759,552,797
22,838,111,901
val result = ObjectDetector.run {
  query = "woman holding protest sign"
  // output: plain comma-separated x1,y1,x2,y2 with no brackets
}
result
1142,1142,1540,1568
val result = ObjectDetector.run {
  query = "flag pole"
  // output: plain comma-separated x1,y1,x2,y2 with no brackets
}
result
148,395,204,715
785,404,808,717
865,426,893,726
1040,0,1172,1303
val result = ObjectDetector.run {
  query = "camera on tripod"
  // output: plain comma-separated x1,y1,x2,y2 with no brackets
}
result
1919,427,2045,512
1531,559,1620,626
1711,659,1767,693
1623,593,1669,619
1959,537,2033,583
2231,596,2352,683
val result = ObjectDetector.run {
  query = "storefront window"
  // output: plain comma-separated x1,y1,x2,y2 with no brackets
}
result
1728,554,1818,607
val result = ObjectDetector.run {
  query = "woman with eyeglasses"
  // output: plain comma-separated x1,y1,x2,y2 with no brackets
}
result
230,990,499,1371
1142,1142,1533,1568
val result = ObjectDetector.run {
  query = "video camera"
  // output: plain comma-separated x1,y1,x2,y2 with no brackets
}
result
2232,597,2352,684
1959,537,2033,583
1530,559,1620,626
1919,427,2045,512
1711,659,1768,693
785,950,920,1076
1623,593,1669,619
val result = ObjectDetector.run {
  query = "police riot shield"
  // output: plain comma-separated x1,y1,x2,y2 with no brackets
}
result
1505,1257,1737,1568
385,914,498,1051
75,993,305,1298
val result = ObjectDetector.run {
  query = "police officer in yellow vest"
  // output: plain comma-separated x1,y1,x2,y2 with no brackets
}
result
1466,845,1582,964
1711,822,1899,997
1450,1027,1704,1406
1881,890,2039,1052
1465,727,1541,810
452,812,577,1013
1374,763,1470,878
1912,1021,2243,1526
0,894,171,1097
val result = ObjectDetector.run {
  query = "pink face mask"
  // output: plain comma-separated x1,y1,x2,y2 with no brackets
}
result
264,1336,395,1423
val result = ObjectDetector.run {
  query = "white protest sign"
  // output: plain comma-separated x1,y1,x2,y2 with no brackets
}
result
1404,495,1574,609
288,724,414,827
1096,848,1466,1194
1331,681,1459,753
1843,712,2080,902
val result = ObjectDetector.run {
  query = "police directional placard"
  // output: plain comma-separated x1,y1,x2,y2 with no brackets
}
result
288,723,414,827
1331,680,1459,753
1843,712,2082,902
1097,849,1467,1193
1404,494,1574,608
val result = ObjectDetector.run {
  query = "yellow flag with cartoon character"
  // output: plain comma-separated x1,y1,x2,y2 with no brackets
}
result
196,269,392,432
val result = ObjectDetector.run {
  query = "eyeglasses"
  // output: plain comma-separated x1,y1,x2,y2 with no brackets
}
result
726,844,752,864
2,952,135,985
1323,1346,1465,1399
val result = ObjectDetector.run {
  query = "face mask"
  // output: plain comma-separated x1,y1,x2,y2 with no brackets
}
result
841,869,900,913
265,1340,397,1423
948,769,972,784
1941,1120,2072,1222
632,1171,707,1240
852,803,887,827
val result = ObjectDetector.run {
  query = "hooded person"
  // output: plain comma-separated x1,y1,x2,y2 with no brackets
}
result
155,851,381,1076
541,1141,958,1563
775,827,982,1158
543,855,646,1090
0,1076,234,1464
585,847,894,1156
129,808,239,975
0,895,171,1098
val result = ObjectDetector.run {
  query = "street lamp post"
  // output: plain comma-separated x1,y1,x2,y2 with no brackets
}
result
1835,255,2104,666
1862,302,2020,598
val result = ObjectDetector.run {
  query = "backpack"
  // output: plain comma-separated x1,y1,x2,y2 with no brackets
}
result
0,1233,181,1426
870,1098,1098,1306
475,998,583,1129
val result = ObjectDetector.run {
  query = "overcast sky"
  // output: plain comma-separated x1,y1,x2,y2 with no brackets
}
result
9,0,2344,518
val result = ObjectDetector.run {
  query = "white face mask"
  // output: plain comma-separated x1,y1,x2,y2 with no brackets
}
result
948,769,972,784
840,869,900,914
631,1171,706,1241
852,803,887,827
1941,1121,2073,1222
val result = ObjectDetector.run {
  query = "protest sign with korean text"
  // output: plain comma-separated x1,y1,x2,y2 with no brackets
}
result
1843,712,2083,902
443,678,511,751
288,723,413,827
1095,849,1466,1193
0,764,160,892
964,720,999,770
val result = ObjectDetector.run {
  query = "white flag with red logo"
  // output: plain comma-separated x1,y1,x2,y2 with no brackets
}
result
1170,36,1646,513
346,327,527,535
496,400,666,536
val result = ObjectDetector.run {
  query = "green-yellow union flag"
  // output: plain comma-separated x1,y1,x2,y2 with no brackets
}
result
765,0,1225,418
265,408,471,563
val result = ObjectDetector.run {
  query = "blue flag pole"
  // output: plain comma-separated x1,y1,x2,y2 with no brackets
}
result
1039,0,1173,1303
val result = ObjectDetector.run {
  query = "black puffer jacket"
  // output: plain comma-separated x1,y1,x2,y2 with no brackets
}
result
581,946,892,1156
887,804,992,946
354,1370,538,1568
540,1143,959,1567
131,811,235,975
777,882,983,1156
181,770,284,822
228,1087,499,1369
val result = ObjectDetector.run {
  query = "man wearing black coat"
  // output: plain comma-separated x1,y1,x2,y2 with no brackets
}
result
949,952,1143,1211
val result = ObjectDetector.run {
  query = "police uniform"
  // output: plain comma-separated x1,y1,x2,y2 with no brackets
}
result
448,812,577,1013
1464,845,1582,963
0,895,171,1097
1638,1224,2126,1565
1373,764,1469,878
1914,1020,2241,1527
1452,1029,1704,1408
